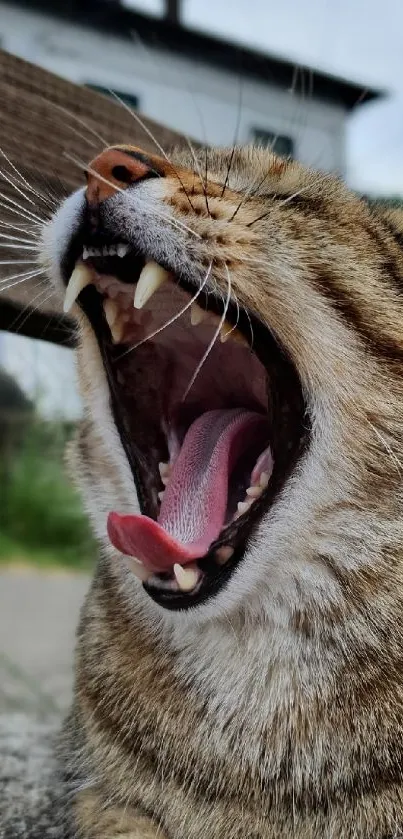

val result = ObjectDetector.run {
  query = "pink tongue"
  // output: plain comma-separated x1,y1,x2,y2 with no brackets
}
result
107,409,266,573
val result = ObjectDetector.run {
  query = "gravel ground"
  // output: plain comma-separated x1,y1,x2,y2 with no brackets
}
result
0,568,90,717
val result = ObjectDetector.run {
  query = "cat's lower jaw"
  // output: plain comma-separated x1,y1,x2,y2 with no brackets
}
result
64,558,403,839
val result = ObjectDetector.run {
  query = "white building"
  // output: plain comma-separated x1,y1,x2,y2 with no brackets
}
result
0,0,379,417
0,0,379,174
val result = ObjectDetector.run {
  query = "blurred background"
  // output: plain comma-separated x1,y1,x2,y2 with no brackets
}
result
0,0,401,714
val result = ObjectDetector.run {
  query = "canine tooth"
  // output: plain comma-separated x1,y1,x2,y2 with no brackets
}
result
103,298,119,328
134,261,170,309
259,471,270,489
237,500,252,515
63,263,92,313
246,485,262,499
126,557,151,582
173,563,199,592
190,302,207,326
220,324,248,346
83,246,89,260
216,546,234,565
158,461,170,478
158,490,165,502
251,447,273,486
117,243,129,258
220,321,234,342
110,316,125,344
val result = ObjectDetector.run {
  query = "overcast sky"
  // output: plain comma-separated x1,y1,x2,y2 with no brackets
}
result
127,0,403,196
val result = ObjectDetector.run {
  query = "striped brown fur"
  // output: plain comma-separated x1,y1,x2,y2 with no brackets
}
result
38,146,403,838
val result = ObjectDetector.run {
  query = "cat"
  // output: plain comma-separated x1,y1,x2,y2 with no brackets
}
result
3,142,403,838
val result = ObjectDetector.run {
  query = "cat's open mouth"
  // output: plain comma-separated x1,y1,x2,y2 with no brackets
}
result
62,239,307,610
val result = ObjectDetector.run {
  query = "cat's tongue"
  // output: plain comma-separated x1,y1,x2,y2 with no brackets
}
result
107,408,266,573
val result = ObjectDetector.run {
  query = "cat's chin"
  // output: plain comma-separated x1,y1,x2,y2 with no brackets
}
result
61,235,307,611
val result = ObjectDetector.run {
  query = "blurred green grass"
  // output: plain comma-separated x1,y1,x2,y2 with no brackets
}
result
0,420,96,569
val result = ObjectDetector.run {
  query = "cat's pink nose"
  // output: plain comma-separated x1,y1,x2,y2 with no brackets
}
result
86,146,158,205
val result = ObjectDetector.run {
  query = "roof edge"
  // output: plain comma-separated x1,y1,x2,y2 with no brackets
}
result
7,0,384,110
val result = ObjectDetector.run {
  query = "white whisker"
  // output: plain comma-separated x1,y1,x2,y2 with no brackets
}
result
278,184,316,207
119,264,212,360
229,167,275,222
41,98,109,147
108,90,197,214
244,305,255,350
0,167,37,206
109,90,172,170
61,123,98,150
12,284,55,335
65,152,197,238
66,153,202,245
182,264,231,401
366,420,402,475
0,267,45,293
134,195,202,239
0,260,36,265
63,151,124,196
0,231,37,244
65,151,201,241
0,196,44,226
222,293,240,341
0,265,43,285
0,243,39,251
0,147,53,205
184,135,210,217
0,220,38,236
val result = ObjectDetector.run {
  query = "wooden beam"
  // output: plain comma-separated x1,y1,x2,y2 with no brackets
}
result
0,299,76,348
0,49,186,191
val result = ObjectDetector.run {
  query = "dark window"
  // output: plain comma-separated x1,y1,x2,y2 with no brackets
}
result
86,84,139,110
251,128,294,158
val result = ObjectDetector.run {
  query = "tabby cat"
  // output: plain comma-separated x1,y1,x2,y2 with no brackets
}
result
3,143,403,839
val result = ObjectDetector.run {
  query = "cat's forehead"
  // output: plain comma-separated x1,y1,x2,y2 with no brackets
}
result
170,144,291,188
169,143,330,204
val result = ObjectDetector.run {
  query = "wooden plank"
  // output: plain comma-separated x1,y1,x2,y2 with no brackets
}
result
0,298,76,347
0,49,186,189
0,49,188,342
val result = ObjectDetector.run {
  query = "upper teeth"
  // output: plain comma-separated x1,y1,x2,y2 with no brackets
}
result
190,302,208,326
190,305,248,347
83,243,129,260
63,256,249,350
63,263,92,313
103,298,119,328
220,322,234,343
133,261,171,309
